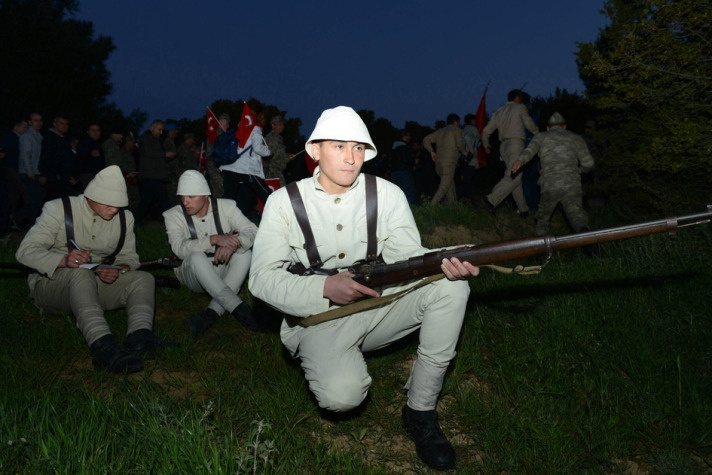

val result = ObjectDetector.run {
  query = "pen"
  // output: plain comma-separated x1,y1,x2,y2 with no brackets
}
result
70,239,83,251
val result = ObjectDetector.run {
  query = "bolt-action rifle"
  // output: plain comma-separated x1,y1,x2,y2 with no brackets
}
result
289,205,712,288
346,205,712,287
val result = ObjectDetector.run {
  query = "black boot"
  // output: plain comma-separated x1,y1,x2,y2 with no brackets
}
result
231,302,266,333
402,405,455,470
188,308,219,337
90,334,143,374
123,328,178,357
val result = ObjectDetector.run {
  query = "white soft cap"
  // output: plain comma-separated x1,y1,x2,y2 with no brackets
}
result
84,165,128,207
305,106,377,161
177,170,211,196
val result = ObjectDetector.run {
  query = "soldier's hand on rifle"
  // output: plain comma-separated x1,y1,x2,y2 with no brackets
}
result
441,257,479,281
511,160,523,174
324,271,380,305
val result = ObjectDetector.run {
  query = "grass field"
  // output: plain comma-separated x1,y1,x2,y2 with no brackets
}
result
1,203,710,473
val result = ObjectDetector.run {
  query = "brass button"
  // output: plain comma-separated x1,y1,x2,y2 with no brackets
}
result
338,253,345,259
93,218,96,223
336,224,343,231
92,235,95,240
334,198,341,204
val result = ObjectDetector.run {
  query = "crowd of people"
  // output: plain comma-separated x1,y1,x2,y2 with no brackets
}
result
2,95,596,470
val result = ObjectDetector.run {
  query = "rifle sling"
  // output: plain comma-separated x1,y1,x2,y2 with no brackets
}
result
293,261,547,327
294,274,445,327
62,196,126,265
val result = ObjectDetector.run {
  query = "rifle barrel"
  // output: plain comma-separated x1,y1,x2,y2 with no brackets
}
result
351,205,712,287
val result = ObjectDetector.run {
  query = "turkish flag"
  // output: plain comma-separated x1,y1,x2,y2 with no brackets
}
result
305,150,318,175
198,141,207,174
257,178,281,214
206,107,220,145
235,103,258,148
475,85,489,167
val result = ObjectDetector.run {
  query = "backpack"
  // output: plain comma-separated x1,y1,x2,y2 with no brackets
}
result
212,127,239,165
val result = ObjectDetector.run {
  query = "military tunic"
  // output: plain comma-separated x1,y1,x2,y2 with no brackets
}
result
482,101,540,212
163,198,257,315
423,124,466,205
15,196,155,346
517,126,594,235
249,170,470,412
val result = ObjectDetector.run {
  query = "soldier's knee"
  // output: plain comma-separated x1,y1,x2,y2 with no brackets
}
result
311,373,369,412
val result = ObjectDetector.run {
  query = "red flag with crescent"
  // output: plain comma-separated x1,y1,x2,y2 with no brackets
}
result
235,103,258,148
198,141,207,174
206,107,220,145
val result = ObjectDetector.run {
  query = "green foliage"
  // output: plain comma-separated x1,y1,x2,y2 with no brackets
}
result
531,88,595,134
575,0,712,214
0,0,145,132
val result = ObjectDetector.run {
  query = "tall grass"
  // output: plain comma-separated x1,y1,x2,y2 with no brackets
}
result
1,207,710,472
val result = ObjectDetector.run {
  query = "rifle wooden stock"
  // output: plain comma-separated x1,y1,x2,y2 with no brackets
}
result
349,205,712,288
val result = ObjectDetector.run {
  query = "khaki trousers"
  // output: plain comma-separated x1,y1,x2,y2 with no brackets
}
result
486,139,529,212
176,250,252,315
281,278,470,412
31,268,155,346
431,159,457,205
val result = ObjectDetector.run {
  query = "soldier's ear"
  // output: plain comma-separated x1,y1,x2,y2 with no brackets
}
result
310,142,321,161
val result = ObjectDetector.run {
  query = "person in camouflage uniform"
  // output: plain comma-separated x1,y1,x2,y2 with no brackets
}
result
101,129,123,170
204,114,229,198
175,133,198,174
263,115,293,187
511,112,594,236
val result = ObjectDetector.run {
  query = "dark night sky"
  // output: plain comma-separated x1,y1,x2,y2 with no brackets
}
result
74,0,608,133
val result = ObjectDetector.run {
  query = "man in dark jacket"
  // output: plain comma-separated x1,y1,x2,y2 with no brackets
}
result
39,115,76,201
135,120,175,225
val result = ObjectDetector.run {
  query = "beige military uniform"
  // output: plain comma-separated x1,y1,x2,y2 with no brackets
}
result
482,101,540,212
163,198,257,315
423,124,466,205
249,171,470,412
15,196,154,346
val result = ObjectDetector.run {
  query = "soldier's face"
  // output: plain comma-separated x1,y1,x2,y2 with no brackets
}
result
311,140,365,195
87,199,119,221
181,195,210,217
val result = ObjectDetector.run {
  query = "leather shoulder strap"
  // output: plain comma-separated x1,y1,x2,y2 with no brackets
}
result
101,209,126,265
365,174,378,261
286,182,322,267
62,196,76,250
181,204,197,240
211,197,224,235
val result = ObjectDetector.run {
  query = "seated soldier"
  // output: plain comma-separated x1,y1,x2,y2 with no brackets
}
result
16,165,172,374
249,106,479,470
162,170,263,336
